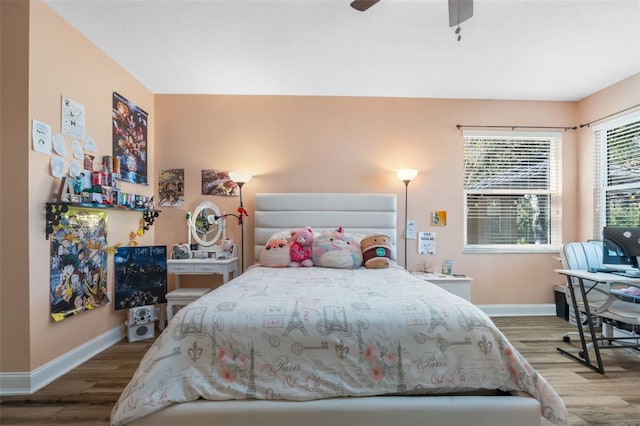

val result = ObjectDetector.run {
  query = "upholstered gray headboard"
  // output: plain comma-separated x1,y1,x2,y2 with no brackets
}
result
253,193,397,262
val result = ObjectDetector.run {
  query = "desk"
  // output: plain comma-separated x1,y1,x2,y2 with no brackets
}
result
555,269,640,374
166,257,238,322
411,272,473,302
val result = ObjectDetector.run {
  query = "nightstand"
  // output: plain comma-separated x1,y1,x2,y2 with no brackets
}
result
411,272,473,301
165,257,238,323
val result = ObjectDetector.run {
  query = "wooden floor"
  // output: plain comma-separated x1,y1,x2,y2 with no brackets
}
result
1,316,639,425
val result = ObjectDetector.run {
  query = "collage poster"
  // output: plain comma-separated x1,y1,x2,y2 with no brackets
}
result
112,91,148,185
49,208,110,322
114,246,167,310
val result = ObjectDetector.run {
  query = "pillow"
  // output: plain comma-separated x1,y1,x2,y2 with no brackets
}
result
258,237,291,268
311,228,363,269
361,233,393,269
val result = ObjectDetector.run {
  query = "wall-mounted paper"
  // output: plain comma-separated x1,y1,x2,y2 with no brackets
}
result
61,96,86,140
69,160,82,177
418,231,436,255
32,119,52,154
51,156,65,178
84,136,97,152
71,139,84,159
53,133,68,156
407,220,417,239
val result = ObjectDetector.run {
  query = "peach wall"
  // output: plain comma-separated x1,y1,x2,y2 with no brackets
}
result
1,0,31,372
575,73,640,240
155,95,578,304
3,0,637,376
19,1,155,371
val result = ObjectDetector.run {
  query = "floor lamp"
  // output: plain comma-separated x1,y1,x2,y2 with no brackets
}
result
228,171,252,273
396,169,418,269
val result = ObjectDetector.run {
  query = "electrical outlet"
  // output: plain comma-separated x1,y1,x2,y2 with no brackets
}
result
407,220,417,239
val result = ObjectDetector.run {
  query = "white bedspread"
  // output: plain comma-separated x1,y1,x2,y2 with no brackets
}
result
111,266,567,425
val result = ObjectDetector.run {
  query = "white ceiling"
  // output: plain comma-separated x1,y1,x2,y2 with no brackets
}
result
44,0,640,101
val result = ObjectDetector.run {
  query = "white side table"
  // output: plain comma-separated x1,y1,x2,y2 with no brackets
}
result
411,272,473,301
165,257,238,323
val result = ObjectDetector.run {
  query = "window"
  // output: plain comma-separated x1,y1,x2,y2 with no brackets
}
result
593,112,640,235
463,131,562,252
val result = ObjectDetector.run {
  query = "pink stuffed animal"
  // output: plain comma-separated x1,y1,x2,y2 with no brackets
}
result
289,226,314,267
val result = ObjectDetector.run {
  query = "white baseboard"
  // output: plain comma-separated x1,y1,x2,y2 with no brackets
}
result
0,324,125,396
479,303,557,317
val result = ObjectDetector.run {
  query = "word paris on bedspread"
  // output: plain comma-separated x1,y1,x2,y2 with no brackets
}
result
111,266,567,426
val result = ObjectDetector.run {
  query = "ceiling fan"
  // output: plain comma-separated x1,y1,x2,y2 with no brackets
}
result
350,0,473,41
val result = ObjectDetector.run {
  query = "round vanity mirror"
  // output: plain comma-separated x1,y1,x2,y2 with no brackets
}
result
190,201,223,247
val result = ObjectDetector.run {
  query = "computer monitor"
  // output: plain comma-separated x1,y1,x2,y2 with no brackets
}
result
602,226,640,269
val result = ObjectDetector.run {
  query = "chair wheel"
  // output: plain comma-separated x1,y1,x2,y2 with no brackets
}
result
579,351,585,358
563,336,571,343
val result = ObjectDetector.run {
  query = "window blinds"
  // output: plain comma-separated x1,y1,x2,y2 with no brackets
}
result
593,112,640,235
463,132,562,251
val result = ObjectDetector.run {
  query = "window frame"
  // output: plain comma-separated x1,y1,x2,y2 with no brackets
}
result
593,111,640,236
463,130,563,254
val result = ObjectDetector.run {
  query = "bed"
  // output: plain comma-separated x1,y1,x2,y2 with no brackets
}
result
112,193,567,426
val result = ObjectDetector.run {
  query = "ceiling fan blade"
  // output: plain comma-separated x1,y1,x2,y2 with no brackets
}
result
448,0,473,27
351,0,381,12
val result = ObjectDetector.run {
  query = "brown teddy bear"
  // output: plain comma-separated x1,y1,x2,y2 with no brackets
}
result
360,233,393,269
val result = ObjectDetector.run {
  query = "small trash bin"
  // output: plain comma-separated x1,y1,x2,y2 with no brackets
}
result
554,285,569,321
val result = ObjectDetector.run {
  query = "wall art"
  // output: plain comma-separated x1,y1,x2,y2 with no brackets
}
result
159,168,185,206
112,92,148,185
114,246,167,310
433,210,447,226
49,208,109,322
201,169,238,196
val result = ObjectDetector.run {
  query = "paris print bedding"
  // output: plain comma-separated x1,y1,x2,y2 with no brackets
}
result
111,266,567,425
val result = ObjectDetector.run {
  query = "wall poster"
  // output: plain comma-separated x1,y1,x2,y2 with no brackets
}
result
432,210,447,226
112,92,148,185
158,168,185,206
201,169,238,196
114,246,167,310
50,208,110,322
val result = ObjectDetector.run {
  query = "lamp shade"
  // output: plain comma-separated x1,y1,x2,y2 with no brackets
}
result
396,168,418,182
229,171,253,184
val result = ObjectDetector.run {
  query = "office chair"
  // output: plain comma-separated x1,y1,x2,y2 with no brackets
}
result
559,242,640,357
